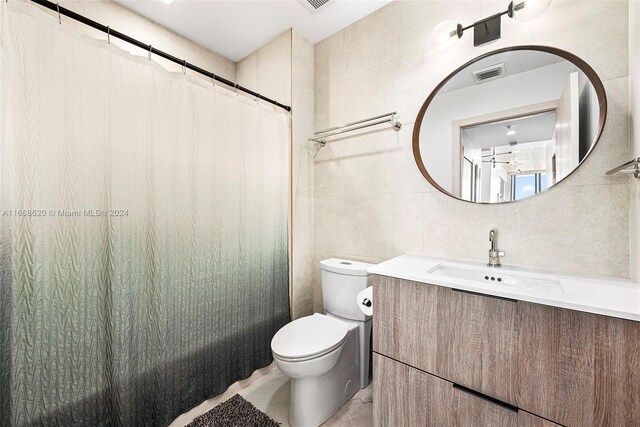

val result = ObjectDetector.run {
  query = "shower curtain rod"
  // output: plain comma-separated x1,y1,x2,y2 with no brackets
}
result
29,0,292,112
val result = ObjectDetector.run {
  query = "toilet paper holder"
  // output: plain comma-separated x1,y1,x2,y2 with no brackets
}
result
357,286,373,316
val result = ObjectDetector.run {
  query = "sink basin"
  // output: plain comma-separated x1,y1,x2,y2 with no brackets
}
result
368,255,640,322
426,262,560,290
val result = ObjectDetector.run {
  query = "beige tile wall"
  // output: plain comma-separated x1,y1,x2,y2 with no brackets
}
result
237,31,292,106
237,30,316,319
314,0,632,310
630,0,640,283
291,31,316,318
31,0,236,80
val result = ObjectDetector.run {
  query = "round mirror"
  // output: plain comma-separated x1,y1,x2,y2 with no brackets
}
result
413,46,606,204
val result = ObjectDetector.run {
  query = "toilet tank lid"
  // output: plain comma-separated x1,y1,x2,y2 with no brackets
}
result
320,258,374,276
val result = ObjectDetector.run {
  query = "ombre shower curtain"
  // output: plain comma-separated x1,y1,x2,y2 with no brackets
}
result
0,3,290,426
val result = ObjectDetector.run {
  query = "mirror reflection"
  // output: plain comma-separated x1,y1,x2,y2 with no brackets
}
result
416,48,605,203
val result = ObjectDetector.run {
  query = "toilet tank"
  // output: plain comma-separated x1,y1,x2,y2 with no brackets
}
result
321,258,373,321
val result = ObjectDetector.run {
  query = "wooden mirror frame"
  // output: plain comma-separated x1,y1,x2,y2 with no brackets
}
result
412,45,608,204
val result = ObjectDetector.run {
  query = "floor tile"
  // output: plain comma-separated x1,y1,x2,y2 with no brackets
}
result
171,366,374,427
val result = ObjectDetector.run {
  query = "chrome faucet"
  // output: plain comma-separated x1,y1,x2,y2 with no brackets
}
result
488,229,505,267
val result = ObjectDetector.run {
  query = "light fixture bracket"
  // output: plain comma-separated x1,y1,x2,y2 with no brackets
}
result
507,1,527,18
473,13,502,46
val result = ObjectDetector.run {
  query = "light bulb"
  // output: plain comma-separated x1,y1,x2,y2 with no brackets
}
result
429,20,460,52
511,0,551,21
506,129,516,136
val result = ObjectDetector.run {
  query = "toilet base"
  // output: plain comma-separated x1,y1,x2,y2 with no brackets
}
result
289,325,359,427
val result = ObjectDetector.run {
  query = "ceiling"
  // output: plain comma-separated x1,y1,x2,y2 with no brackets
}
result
115,0,393,62
463,111,556,149
440,50,566,94
481,141,549,174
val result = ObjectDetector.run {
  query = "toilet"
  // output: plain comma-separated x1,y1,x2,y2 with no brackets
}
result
271,258,373,427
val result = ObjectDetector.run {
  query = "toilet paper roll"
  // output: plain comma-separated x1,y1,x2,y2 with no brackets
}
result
357,286,373,317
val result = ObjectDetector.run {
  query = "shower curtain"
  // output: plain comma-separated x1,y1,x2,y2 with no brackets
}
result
0,3,290,426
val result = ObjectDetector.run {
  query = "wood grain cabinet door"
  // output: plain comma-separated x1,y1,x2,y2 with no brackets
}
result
373,275,440,373
438,287,519,406
517,302,640,426
373,275,518,406
373,353,452,426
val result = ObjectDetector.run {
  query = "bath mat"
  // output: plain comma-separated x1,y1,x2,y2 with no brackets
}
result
186,394,280,427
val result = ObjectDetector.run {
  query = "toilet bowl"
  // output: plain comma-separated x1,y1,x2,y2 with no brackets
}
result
272,313,348,377
271,259,373,427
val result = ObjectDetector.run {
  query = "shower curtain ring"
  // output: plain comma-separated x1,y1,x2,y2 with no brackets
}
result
148,45,152,61
235,84,239,97
182,60,187,75
257,94,260,104
107,26,111,44
211,73,216,87
56,2,61,24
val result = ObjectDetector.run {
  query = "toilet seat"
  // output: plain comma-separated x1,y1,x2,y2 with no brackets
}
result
271,313,348,361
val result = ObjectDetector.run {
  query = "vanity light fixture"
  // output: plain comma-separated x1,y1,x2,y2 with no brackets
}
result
429,20,461,52
430,0,551,51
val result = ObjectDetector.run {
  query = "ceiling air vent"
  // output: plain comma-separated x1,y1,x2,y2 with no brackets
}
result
472,62,506,84
298,0,334,14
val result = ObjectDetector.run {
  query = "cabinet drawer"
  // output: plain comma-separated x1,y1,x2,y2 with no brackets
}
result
373,353,559,427
517,302,640,426
373,276,440,372
373,275,518,405
373,353,452,426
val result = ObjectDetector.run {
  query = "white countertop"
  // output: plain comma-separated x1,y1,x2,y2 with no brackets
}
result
368,255,640,322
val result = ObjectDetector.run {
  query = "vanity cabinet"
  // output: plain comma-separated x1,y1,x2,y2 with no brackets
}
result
373,275,640,427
